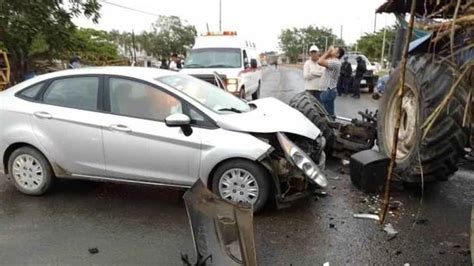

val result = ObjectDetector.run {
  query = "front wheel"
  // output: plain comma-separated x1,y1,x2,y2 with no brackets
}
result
212,159,270,213
252,82,261,100
8,147,54,195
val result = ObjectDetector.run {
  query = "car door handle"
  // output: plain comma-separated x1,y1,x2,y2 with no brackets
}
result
33,111,53,120
109,124,132,133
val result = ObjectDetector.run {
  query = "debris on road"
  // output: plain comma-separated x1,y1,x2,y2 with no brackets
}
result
413,218,429,225
389,201,403,211
353,213,380,221
383,223,398,235
383,223,398,241
88,247,99,255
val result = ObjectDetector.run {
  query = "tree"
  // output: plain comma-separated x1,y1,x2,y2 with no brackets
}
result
356,26,396,62
278,26,344,63
148,16,197,59
0,0,101,80
71,28,120,63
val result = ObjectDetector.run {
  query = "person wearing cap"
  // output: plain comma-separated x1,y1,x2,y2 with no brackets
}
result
317,46,345,117
303,45,325,101
168,53,182,71
352,56,367,99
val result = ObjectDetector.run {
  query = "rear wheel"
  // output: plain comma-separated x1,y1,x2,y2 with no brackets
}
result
211,159,270,213
8,147,53,195
289,92,335,154
378,54,469,183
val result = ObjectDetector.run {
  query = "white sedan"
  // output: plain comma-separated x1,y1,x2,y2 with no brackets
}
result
0,67,327,212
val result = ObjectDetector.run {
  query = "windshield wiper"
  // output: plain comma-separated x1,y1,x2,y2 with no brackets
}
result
217,107,243,113
184,64,204,68
206,64,235,68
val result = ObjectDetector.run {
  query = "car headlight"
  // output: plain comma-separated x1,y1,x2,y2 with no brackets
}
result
277,132,328,188
226,78,238,92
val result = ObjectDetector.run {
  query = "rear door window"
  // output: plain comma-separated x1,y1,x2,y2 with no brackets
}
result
42,77,99,111
18,82,44,100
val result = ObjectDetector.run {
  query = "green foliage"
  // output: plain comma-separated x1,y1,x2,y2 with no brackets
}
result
108,16,196,60
71,28,120,62
0,0,101,69
356,27,396,62
148,15,197,58
278,26,344,63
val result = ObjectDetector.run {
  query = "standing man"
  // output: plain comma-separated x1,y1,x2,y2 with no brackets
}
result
340,56,353,95
317,46,345,117
352,56,367,99
303,45,325,101
169,53,182,71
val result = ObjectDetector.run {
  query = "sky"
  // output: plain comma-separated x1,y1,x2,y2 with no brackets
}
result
74,0,395,53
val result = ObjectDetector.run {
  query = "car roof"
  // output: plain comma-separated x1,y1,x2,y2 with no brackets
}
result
36,66,174,80
4,67,177,93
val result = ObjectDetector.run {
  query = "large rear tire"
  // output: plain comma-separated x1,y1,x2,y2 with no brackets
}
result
378,55,469,183
289,92,335,154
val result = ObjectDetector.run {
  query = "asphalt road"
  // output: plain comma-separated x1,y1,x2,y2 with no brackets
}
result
1,66,473,265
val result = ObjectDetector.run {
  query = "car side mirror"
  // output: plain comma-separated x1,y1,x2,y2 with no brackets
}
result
250,59,258,69
165,114,193,136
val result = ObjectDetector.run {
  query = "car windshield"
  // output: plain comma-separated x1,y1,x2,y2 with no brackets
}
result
157,75,252,114
184,48,242,68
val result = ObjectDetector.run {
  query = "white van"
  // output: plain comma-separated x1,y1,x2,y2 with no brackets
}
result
181,31,262,99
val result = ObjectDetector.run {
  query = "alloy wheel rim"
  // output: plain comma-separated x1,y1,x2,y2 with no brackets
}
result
218,168,259,205
12,155,44,191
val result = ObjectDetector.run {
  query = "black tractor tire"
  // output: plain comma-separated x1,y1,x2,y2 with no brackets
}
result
289,92,335,154
378,54,469,183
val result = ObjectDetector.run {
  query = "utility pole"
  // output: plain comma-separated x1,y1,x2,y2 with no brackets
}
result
380,26,387,68
219,0,222,32
340,25,343,45
324,36,328,51
374,14,377,32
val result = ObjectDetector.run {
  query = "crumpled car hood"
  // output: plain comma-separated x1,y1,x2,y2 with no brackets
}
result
215,97,321,140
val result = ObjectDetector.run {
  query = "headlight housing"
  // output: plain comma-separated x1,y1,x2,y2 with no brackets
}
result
277,132,328,188
226,78,238,92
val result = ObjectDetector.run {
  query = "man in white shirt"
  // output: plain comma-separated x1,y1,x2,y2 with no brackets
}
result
303,45,325,101
168,53,182,71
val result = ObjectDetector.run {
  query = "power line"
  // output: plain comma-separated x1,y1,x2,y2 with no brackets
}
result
101,0,161,17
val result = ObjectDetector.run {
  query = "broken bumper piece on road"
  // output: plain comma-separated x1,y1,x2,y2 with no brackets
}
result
183,179,257,266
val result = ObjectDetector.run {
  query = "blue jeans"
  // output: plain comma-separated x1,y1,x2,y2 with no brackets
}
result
320,88,337,117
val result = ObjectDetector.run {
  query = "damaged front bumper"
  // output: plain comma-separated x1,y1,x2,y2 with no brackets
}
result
259,132,328,209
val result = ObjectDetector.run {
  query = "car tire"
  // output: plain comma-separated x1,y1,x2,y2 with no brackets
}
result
212,159,270,213
8,147,54,195
239,87,245,99
378,54,469,183
368,82,374,93
252,82,261,100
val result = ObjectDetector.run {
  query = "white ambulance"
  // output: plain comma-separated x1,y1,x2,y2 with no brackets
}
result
181,31,262,99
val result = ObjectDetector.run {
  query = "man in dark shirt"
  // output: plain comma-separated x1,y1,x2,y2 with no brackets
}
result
339,56,353,95
352,56,367,99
